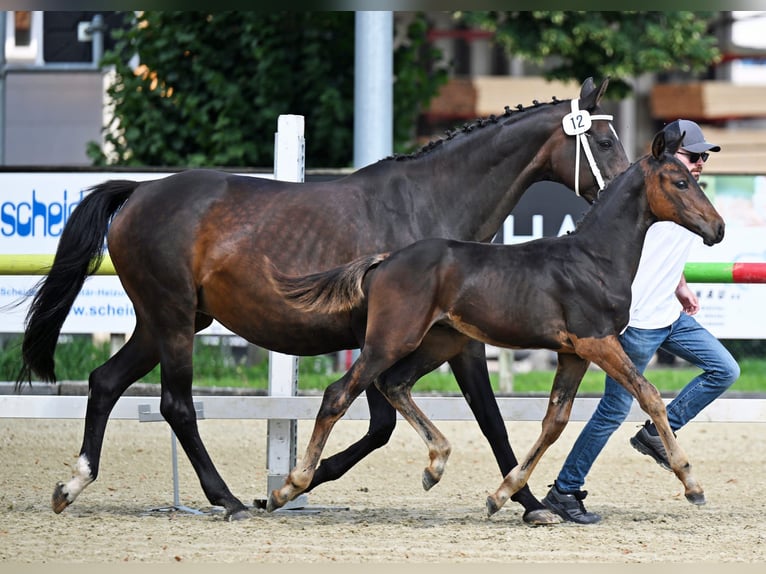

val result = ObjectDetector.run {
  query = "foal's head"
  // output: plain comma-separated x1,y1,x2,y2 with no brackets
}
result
643,130,725,246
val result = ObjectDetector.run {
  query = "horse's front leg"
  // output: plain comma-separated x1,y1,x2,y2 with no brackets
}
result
267,355,379,512
487,353,588,516
585,335,705,505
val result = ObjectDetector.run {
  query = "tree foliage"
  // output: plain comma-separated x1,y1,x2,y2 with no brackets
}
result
89,12,448,168
457,11,721,99
90,11,722,168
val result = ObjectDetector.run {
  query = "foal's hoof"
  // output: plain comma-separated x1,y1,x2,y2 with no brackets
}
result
486,495,502,517
685,491,706,506
422,468,440,491
52,482,71,514
522,508,562,526
266,491,285,513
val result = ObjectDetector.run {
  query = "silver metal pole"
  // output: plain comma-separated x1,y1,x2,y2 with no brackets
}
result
1,11,7,165
90,13,104,66
353,11,393,169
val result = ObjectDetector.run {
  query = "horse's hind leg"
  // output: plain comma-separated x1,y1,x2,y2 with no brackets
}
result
52,323,160,513
155,324,251,520
487,353,589,516
449,339,560,525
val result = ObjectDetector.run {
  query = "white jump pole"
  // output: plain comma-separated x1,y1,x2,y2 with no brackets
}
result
265,114,307,509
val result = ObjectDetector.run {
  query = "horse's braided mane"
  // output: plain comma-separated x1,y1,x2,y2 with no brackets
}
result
388,95,565,162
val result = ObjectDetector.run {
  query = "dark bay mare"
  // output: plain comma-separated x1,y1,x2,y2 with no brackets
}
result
265,130,725,515
18,78,629,523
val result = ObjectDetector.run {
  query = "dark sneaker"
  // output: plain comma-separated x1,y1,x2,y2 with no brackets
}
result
541,482,601,524
630,420,671,471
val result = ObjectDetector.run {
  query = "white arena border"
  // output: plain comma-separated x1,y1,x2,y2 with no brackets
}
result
2,394,765,423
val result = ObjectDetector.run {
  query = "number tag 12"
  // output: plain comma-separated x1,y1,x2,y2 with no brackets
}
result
562,110,592,136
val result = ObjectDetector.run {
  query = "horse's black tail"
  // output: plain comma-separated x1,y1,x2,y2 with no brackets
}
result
17,179,141,385
267,253,389,314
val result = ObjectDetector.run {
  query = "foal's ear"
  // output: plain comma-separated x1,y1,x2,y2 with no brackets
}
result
579,76,610,110
651,130,667,160
664,131,684,156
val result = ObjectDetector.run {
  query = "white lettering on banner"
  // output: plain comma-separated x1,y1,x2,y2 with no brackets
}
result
502,213,577,245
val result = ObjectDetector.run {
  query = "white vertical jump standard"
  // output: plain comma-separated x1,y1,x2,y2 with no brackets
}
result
264,114,308,509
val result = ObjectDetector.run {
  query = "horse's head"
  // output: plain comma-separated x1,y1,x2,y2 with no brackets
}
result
643,130,725,246
548,77,631,204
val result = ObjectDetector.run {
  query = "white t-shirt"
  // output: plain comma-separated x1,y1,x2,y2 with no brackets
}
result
628,221,699,330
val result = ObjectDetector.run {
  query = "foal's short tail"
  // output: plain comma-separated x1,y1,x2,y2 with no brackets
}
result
17,180,141,385
267,253,389,314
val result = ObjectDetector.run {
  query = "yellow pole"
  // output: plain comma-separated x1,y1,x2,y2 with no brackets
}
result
0,254,115,275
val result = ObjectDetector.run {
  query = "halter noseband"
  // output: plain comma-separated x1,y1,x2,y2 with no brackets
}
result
562,98,617,196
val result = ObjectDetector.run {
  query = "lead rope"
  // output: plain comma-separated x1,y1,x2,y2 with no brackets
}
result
566,98,615,196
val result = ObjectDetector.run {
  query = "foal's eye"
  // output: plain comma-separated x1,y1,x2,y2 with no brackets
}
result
675,180,689,190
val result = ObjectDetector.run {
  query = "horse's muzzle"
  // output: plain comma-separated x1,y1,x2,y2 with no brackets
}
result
703,222,725,246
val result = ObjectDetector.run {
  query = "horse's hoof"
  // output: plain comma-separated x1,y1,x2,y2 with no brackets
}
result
686,491,706,506
226,508,252,521
422,469,440,491
522,508,562,526
52,482,70,514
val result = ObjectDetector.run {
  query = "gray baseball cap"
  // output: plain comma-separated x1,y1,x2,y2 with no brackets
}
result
663,119,721,153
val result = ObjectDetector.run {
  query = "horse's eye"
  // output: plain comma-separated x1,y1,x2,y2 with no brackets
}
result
597,139,613,151
676,180,689,190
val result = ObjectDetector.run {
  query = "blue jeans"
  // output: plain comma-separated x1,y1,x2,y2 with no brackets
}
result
555,312,740,493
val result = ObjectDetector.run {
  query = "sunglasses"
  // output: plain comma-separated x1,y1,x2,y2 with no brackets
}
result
678,150,709,163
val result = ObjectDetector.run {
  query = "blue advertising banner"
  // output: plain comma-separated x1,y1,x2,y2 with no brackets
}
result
0,171,269,335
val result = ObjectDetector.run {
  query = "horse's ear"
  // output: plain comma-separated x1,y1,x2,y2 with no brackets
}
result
579,76,610,110
651,130,667,159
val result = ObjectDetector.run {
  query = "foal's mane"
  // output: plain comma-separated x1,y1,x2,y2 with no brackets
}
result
389,96,568,162
570,157,642,234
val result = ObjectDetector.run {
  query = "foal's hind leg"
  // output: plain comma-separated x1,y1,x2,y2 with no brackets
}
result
305,384,397,491
306,328,463,493
375,373,452,491
52,324,160,514
267,353,388,512
487,353,589,516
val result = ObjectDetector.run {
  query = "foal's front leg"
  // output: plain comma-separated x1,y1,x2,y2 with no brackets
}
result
586,336,705,505
487,353,589,516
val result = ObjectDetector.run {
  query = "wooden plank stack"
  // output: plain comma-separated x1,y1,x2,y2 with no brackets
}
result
650,81,766,121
